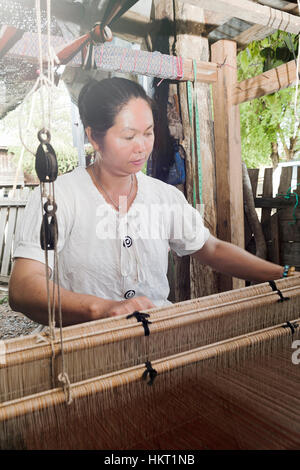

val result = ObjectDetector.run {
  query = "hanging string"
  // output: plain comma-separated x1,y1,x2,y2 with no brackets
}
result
44,0,72,404
17,0,72,404
53,184,73,404
46,0,54,134
36,0,46,128
187,81,196,207
187,61,203,208
193,59,203,207
18,1,59,157
39,183,56,389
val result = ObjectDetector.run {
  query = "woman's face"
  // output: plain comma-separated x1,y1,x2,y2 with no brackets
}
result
94,97,155,176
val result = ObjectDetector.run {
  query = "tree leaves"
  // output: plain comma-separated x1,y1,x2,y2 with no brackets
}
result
238,31,300,168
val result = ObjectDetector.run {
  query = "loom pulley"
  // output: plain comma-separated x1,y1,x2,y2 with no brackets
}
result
40,200,58,251
35,128,59,250
35,129,58,183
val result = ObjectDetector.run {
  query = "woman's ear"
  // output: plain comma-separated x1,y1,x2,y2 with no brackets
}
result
85,126,100,151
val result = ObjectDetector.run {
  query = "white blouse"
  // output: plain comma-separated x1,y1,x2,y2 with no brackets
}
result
14,167,210,307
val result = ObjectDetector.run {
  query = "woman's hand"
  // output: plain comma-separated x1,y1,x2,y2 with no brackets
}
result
105,296,156,317
10,259,155,326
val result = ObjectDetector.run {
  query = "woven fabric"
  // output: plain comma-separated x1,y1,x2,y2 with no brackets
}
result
9,31,184,80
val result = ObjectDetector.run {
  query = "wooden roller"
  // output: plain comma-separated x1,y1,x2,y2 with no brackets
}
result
0,319,299,449
1,276,300,403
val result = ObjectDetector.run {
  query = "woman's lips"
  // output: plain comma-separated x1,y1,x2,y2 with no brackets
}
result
130,158,145,165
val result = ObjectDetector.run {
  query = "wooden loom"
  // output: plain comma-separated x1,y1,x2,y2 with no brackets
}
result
0,276,300,450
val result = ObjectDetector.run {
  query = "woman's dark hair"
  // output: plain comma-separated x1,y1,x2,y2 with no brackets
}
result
78,77,156,144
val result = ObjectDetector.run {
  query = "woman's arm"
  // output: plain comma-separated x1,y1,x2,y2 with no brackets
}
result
9,258,155,326
192,235,284,282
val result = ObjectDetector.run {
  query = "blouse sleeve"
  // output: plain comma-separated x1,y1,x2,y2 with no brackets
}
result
13,184,74,274
168,186,210,257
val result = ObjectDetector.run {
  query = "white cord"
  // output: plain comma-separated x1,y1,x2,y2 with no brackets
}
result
35,0,46,129
18,0,59,155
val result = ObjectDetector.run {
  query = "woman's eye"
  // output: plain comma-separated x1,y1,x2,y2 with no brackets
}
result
145,132,154,137
124,136,134,140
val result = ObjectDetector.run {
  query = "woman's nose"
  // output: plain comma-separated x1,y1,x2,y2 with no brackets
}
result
134,136,147,152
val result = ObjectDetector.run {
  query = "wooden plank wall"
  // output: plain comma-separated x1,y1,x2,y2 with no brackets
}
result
0,190,29,283
248,165,300,271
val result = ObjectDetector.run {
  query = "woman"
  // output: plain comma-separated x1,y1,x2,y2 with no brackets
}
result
9,77,287,326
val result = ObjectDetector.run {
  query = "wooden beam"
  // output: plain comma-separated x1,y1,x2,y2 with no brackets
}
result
235,24,279,49
254,197,296,208
110,10,151,43
231,59,298,105
234,3,299,49
183,59,217,82
211,39,245,291
6,29,218,83
184,0,300,34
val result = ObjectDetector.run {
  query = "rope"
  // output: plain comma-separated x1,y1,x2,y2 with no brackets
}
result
187,81,196,207
58,372,73,405
193,59,203,206
52,184,72,404
187,63,203,208
22,0,72,405
18,0,59,157
36,0,46,128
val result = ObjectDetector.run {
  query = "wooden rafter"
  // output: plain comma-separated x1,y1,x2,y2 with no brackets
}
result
234,2,300,48
184,0,300,34
231,59,298,104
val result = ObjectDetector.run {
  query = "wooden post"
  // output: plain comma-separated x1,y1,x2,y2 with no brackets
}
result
173,0,218,299
151,0,191,302
211,40,245,291
151,0,218,300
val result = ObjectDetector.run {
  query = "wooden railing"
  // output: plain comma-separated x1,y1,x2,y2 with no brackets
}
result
0,188,31,283
247,165,300,270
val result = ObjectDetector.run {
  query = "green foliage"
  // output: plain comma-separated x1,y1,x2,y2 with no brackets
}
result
1,82,79,177
237,31,300,168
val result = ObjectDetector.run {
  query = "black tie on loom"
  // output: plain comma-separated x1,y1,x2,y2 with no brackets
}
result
126,312,158,385
142,361,158,386
268,280,290,302
283,321,299,335
126,311,152,336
